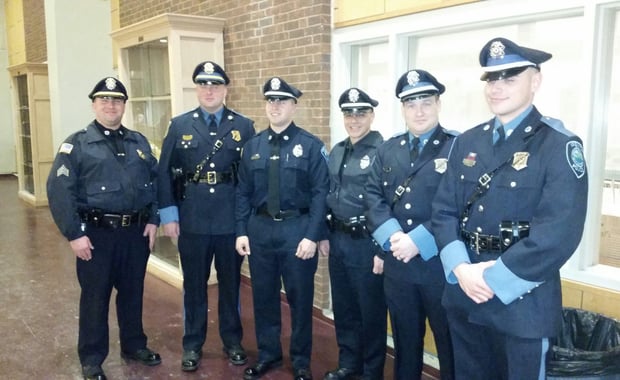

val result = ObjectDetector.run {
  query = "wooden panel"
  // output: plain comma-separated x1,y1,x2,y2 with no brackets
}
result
334,0,385,25
560,281,584,309
581,286,620,320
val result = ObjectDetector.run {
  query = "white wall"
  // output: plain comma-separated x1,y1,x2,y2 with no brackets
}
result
0,0,16,174
45,0,116,150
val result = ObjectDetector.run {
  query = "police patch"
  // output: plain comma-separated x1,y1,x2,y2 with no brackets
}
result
59,143,73,154
566,141,586,179
293,144,303,158
360,154,370,169
434,158,448,174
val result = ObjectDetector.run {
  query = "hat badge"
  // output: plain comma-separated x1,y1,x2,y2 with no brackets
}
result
203,62,215,74
105,77,117,90
348,89,360,103
270,77,281,90
489,41,506,59
407,71,420,86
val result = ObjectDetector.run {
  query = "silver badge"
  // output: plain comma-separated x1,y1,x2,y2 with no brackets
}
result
407,71,420,86
271,77,281,90
292,144,303,157
434,158,448,174
567,141,586,179
105,77,117,90
348,89,360,103
360,154,370,169
203,62,215,74
489,41,506,59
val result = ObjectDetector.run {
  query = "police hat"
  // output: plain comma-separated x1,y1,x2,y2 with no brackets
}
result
338,88,378,114
395,69,445,102
88,77,128,100
479,37,552,81
192,61,230,85
263,77,303,102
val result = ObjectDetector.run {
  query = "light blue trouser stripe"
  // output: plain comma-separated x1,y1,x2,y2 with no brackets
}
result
538,337,550,380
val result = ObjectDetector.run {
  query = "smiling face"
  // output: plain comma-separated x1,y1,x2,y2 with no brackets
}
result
92,96,126,130
265,97,297,132
196,82,227,113
484,67,541,124
401,95,441,137
342,109,374,144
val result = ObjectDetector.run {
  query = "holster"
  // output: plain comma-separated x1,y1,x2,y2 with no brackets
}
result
171,167,186,201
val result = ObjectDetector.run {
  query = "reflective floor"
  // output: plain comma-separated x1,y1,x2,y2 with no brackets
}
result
0,175,439,379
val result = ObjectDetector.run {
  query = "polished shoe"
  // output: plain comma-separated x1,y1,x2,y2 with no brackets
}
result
323,368,360,380
82,365,107,380
295,367,313,380
181,350,202,372
243,358,283,380
121,347,162,366
223,344,248,365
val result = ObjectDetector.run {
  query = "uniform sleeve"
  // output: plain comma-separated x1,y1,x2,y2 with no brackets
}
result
304,144,329,241
46,137,84,241
235,140,254,236
157,121,179,219
141,136,160,225
484,137,588,304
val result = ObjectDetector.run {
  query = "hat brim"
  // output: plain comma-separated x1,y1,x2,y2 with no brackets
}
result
90,91,127,99
264,91,298,100
480,65,535,81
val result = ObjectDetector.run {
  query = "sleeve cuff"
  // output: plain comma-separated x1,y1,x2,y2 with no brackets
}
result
371,218,402,249
484,257,544,304
159,206,179,225
439,240,470,284
408,225,438,261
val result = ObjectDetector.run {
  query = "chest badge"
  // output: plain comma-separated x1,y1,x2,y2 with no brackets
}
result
360,154,370,169
293,144,303,157
251,153,260,160
512,152,529,171
231,130,241,142
136,149,146,160
463,152,477,167
182,134,193,141
434,158,448,173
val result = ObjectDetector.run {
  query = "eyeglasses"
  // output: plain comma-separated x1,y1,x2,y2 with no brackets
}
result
98,96,125,105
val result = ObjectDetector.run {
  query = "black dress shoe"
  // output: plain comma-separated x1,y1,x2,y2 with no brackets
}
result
181,350,202,372
82,365,107,380
295,367,313,380
121,347,162,366
323,368,360,380
223,344,248,365
243,358,283,380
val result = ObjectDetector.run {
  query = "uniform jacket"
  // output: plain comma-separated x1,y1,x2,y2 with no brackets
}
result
235,122,329,241
326,131,383,220
46,121,159,241
365,126,457,284
432,106,588,338
157,106,255,235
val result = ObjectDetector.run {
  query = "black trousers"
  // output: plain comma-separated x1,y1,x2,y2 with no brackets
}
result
178,232,244,351
76,224,150,367
328,230,387,380
247,214,318,370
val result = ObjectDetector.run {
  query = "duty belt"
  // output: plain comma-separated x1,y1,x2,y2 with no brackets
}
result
461,230,503,254
187,171,233,185
255,205,309,221
328,216,369,239
80,209,150,229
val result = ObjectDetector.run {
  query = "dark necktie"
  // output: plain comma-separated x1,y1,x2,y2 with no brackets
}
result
495,125,505,145
338,140,353,181
267,133,281,217
410,136,420,163
208,114,217,136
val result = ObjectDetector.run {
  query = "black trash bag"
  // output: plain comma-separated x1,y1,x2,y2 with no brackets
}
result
547,307,620,377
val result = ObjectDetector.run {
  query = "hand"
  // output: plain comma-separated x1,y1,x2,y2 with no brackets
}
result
143,223,158,251
318,240,330,257
162,221,180,238
372,255,384,274
70,236,94,261
236,235,251,256
389,231,419,263
295,238,317,260
453,261,496,304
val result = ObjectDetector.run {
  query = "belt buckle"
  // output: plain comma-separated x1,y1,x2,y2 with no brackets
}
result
395,186,405,197
121,215,131,227
272,212,284,222
206,171,217,185
479,173,492,187
472,231,480,254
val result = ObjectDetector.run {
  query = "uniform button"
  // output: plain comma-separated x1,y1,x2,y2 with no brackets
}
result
478,205,484,212
101,186,106,191
383,181,388,186
476,226,482,233
210,162,215,168
405,187,411,192
405,203,411,209
519,296,524,300
460,174,464,180
358,194,363,199
407,219,413,225
510,181,516,187
209,188,215,193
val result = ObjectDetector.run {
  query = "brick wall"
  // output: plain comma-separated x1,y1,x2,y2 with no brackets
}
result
23,0,47,63
119,0,332,309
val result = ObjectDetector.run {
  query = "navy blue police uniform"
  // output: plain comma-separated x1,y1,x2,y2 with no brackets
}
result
47,77,160,379
324,88,387,380
365,70,456,380
236,77,329,380
431,38,588,380
157,61,255,369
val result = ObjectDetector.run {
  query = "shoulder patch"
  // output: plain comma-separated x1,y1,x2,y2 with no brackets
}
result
566,141,586,179
320,145,329,162
59,143,73,154
541,116,575,137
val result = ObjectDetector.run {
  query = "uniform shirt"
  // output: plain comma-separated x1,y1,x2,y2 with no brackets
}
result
157,106,255,235
235,122,329,241
47,121,159,241
431,106,588,338
326,131,383,220
365,125,457,283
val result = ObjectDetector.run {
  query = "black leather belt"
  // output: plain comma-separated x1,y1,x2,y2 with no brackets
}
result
80,209,149,228
255,205,309,221
329,217,369,239
188,171,233,185
461,230,503,254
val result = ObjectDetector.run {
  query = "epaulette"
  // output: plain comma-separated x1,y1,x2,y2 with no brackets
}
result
444,129,460,137
388,131,408,141
540,116,575,137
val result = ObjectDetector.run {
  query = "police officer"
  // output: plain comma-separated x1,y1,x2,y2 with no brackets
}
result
319,88,387,380
47,77,161,380
235,77,329,380
431,38,588,380
157,61,255,371
365,70,456,380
